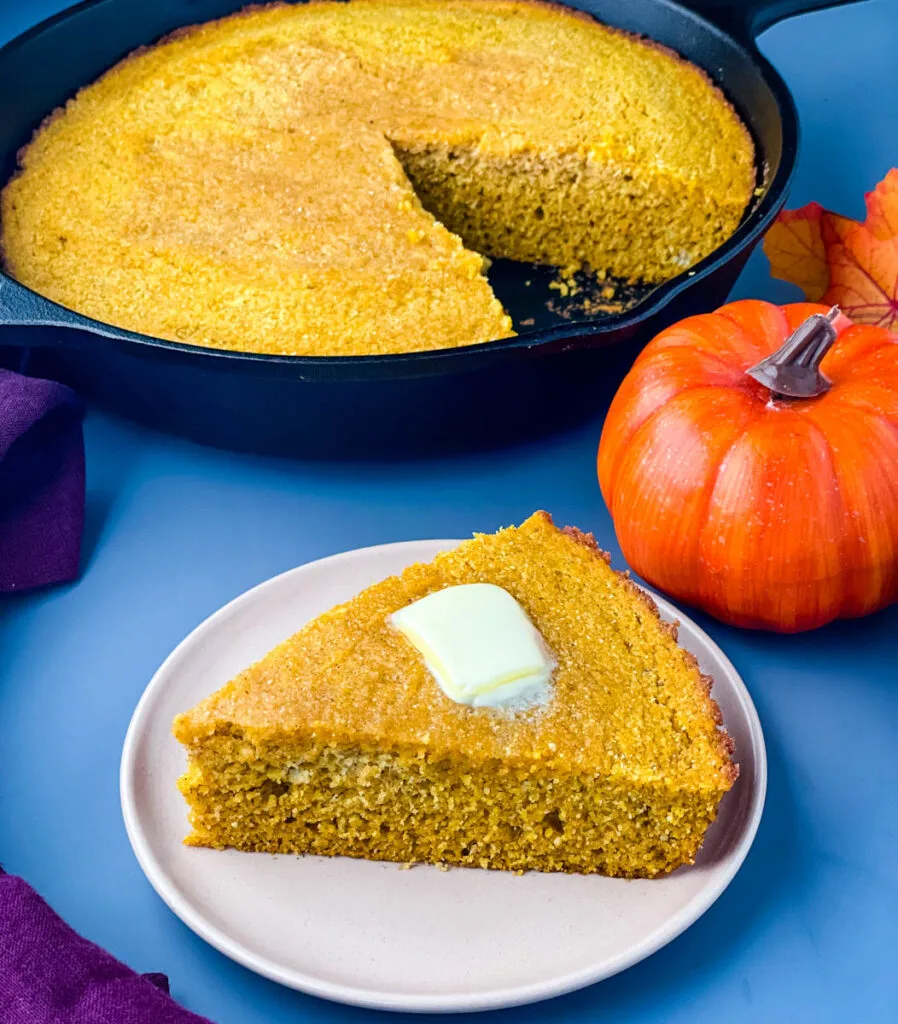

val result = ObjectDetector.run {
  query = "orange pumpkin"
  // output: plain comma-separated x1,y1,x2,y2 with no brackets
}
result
598,299,898,632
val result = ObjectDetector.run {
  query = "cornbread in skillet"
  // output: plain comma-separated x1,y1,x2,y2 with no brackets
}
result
1,0,754,357
173,512,736,877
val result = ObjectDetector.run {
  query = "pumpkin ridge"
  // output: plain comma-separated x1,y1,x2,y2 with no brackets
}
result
802,414,846,586
804,408,898,615
693,421,749,594
599,301,898,630
661,345,750,381
615,387,760,606
705,413,843,629
714,302,789,367
649,314,762,370
599,342,756,504
813,392,898,438
832,394,898,424
606,384,723,513
611,381,760,504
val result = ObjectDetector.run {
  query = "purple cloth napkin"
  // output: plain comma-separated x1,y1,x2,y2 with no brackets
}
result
0,871,214,1023
0,369,85,592
0,375,211,1020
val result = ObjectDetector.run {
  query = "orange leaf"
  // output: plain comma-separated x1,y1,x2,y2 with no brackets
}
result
763,169,898,329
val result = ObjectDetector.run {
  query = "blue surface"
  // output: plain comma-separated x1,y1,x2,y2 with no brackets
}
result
1,1,897,1021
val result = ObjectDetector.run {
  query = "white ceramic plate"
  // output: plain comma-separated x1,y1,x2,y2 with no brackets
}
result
121,540,766,1014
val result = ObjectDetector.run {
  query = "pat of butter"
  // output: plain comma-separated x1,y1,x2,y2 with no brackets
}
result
390,583,554,710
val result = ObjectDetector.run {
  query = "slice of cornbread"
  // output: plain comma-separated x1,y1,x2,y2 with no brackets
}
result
174,512,736,877
1,0,754,356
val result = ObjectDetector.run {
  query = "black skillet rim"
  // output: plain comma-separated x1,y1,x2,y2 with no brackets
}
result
0,0,798,379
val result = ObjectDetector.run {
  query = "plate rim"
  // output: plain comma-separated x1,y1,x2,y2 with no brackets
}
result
120,538,767,1014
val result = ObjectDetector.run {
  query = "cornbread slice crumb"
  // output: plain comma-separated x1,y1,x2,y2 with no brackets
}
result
1,0,754,356
173,512,736,877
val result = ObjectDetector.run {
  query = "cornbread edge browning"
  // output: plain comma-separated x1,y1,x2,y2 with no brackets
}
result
1,0,755,356
174,512,737,877
560,521,737,781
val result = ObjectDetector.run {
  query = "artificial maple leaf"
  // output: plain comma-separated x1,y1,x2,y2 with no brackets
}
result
763,169,898,329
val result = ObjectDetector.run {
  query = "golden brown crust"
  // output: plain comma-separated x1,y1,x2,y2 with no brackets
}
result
31,0,751,157
175,510,737,874
178,510,737,790
558,514,737,784
1,0,754,354
508,0,754,155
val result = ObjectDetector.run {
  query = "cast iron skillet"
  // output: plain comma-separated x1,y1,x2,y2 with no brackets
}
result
0,0,855,457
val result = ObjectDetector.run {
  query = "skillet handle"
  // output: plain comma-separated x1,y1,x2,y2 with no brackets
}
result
0,276,83,338
680,0,860,38
0,275,135,348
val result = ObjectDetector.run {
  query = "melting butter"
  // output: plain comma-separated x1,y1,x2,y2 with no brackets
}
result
390,583,554,710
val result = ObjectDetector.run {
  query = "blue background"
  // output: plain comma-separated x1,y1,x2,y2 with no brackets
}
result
1,1,897,1021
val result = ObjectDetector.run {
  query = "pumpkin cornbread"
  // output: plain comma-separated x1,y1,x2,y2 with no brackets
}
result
1,0,754,357
173,512,736,877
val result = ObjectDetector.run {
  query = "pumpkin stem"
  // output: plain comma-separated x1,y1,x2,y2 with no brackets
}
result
746,306,840,399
